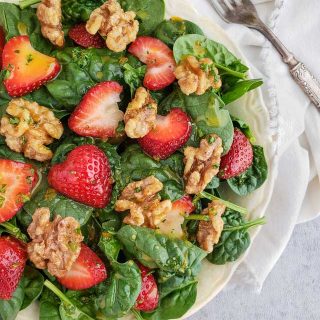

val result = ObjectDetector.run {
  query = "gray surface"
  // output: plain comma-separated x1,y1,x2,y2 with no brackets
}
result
190,217,320,320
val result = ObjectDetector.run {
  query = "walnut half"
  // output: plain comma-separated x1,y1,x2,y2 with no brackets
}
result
0,98,64,162
184,134,223,194
27,208,83,278
197,200,226,252
115,176,172,228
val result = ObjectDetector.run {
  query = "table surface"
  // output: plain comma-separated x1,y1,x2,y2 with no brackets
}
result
189,217,320,320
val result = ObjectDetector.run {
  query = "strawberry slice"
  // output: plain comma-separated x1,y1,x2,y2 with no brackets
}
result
158,195,194,239
0,159,37,223
57,243,107,290
0,26,5,69
0,236,27,300
68,24,105,48
2,35,61,97
128,36,176,91
135,264,159,312
68,81,124,139
219,128,254,180
138,108,192,159
48,145,113,208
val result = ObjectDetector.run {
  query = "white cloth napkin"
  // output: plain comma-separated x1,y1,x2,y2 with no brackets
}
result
194,0,320,290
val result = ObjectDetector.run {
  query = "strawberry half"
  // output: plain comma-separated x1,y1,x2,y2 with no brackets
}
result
0,159,38,223
128,36,176,91
138,108,192,159
68,24,105,48
0,236,27,300
219,128,254,180
68,81,124,139
57,243,107,290
2,35,61,97
48,145,113,208
0,26,5,69
135,264,159,312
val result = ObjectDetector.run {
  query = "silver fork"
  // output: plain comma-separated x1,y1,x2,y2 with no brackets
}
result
210,0,320,108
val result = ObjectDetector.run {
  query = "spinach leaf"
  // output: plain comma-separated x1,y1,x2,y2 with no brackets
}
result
0,144,27,163
39,287,62,320
123,62,146,96
117,225,207,276
160,89,234,153
227,145,268,196
173,34,248,79
97,260,142,318
207,210,266,265
98,230,121,262
0,283,24,320
0,221,28,242
120,144,184,201
154,18,204,47
221,79,263,105
119,0,165,35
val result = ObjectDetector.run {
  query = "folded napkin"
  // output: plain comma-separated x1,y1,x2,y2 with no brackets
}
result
193,0,320,291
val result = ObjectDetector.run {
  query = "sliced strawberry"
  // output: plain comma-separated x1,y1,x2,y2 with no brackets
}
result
135,264,159,312
2,35,61,97
158,195,194,239
0,26,5,69
0,159,37,223
219,128,254,180
68,24,105,48
57,243,107,290
128,36,176,91
138,108,192,160
0,236,27,300
68,81,124,139
48,145,113,208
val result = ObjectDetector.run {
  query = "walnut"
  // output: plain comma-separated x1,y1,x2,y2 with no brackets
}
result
0,98,64,162
197,200,226,252
115,176,172,228
37,0,64,47
86,0,139,52
184,134,223,194
27,207,83,278
174,56,222,95
124,87,157,138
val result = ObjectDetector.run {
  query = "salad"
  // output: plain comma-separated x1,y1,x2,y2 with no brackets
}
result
0,0,268,319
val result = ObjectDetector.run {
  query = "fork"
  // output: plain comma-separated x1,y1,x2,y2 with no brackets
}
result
210,0,320,108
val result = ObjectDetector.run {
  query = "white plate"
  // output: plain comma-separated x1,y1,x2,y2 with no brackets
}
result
7,0,279,319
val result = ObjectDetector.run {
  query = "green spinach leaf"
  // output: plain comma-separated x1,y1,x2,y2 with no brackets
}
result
98,230,121,262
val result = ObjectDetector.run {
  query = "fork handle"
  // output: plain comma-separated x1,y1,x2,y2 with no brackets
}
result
256,24,320,108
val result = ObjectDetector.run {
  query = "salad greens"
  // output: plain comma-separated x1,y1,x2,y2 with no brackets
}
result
0,1,269,319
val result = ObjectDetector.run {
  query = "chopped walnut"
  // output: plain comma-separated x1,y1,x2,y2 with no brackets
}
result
124,87,157,138
86,0,139,52
184,134,223,194
174,56,222,96
27,208,83,278
37,0,64,47
115,176,172,228
197,200,226,252
0,98,64,162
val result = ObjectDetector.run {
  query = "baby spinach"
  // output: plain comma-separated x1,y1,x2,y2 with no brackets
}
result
119,0,165,35
39,287,62,320
97,261,142,318
117,225,207,276
123,58,147,96
98,230,122,262
160,89,234,154
173,34,248,79
0,221,28,242
227,145,268,196
154,18,204,47
207,210,266,265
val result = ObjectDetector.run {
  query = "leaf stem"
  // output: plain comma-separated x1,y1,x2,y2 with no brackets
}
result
132,309,144,320
223,216,266,232
199,191,248,215
216,64,246,79
44,280,72,305
0,222,28,242
19,0,41,9
184,214,210,222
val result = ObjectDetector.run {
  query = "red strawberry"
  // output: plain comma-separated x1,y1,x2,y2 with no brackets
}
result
68,24,105,48
138,108,192,159
57,243,107,290
68,81,124,139
0,159,37,223
128,36,176,90
0,26,5,69
2,35,61,97
172,195,195,214
48,145,113,208
135,264,159,312
219,128,254,180
0,236,27,300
